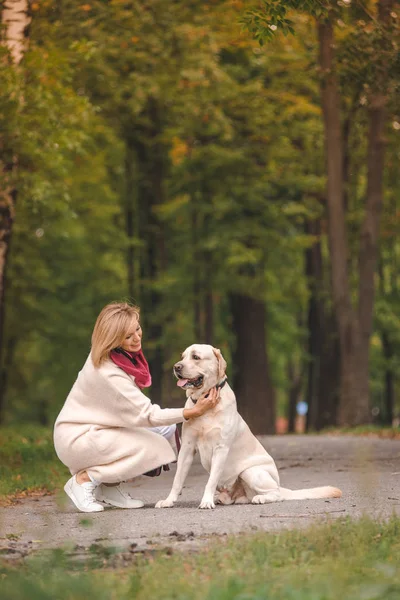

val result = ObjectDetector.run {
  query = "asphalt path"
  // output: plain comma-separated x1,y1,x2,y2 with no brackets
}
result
1,435,399,559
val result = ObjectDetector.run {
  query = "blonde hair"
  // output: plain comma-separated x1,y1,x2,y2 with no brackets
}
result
91,302,140,367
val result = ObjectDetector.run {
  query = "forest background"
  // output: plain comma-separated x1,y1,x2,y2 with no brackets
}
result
0,0,399,435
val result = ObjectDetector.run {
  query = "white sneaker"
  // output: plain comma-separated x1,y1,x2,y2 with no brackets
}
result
95,484,144,509
64,476,104,513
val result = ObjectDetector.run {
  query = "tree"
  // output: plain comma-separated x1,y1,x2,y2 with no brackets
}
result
0,0,29,420
24,0,320,430
243,0,399,426
4,0,397,432
0,9,124,422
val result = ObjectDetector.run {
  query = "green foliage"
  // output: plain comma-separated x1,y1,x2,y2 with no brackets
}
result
240,0,400,421
241,0,331,44
0,426,69,499
1,15,127,422
2,0,320,421
1,0,399,426
1,517,400,599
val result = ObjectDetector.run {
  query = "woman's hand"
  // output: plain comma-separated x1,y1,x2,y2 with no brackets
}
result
183,387,220,420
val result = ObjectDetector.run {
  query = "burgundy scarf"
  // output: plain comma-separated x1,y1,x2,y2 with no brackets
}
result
110,348,152,389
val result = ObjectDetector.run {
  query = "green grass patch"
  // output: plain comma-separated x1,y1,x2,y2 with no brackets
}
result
1,517,400,599
0,425,69,502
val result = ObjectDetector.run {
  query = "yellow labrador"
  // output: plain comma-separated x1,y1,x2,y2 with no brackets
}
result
156,344,342,509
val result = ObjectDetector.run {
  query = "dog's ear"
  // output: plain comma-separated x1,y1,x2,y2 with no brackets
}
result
213,348,227,380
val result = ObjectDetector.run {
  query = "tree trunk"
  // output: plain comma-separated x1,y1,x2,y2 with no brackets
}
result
230,293,275,434
0,180,16,421
0,0,29,422
381,331,394,425
304,214,340,430
378,253,395,426
202,187,214,344
287,359,302,434
145,206,164,406
353,91,386,422
0,335,16,418
357,0,393,422
191,201,202,340
304,217,323,430
304,302,340,431
318,2,392,426
191,192,214,344
144,229,164,405
318,18,369,426
2,0,28,63
124,143,139,300
140,99,167,406
315,312,340,429
203,242,214,343
204,288,213,345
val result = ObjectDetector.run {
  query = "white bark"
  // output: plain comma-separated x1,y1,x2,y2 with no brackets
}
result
2,0,29,64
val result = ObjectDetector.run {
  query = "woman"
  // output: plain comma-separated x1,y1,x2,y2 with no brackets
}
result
54,302,219,513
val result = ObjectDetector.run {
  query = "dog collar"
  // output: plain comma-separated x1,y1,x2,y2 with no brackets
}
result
190,377,227,405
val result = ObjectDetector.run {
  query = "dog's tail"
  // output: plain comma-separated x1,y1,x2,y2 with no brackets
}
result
279,486,342,500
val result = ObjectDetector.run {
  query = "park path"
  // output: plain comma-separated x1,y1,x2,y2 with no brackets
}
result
1,435,399,560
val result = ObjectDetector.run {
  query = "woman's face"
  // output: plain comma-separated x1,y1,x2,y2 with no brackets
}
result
121,317,142,353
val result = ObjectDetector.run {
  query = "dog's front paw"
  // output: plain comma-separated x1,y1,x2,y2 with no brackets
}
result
199,498,215,509
155,498,175,508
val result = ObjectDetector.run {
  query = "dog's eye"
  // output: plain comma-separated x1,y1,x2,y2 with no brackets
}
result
193,355,200,360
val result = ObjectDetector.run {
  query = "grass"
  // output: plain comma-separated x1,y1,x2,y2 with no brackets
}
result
1,517,400,599
0,425,69,503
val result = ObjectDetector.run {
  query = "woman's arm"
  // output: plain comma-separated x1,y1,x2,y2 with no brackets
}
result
183,387,219,420
103,369,218,428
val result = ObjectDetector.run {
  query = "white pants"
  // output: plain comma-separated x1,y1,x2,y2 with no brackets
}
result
148,424,176,441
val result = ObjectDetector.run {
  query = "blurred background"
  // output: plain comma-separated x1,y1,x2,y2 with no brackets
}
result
0,0,399,434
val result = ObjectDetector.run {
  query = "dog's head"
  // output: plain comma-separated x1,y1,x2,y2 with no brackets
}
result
174,344,227,395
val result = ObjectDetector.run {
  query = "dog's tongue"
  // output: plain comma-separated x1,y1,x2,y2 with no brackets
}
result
177,379,189,388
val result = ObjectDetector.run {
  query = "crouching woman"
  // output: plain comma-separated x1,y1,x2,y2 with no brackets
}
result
54,302,218,513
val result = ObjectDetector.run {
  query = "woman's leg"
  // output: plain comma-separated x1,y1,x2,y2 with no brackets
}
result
147,425,178,457
148,424,176,440
61,427,176,511
85,427,176,482
76,471,91,484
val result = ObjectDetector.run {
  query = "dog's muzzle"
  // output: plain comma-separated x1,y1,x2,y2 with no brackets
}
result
174,366,204,389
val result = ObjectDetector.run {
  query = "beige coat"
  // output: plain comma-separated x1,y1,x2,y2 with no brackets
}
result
54,354,185,483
